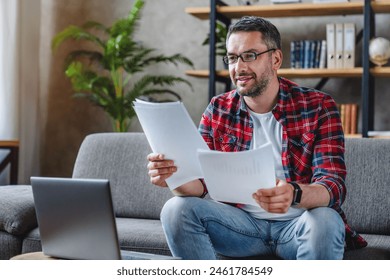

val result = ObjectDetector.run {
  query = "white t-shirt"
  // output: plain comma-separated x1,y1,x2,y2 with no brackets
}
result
240,109,304,221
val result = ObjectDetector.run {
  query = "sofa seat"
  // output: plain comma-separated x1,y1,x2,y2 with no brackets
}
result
116,217,170,256
20,217,171,257
343,234,390,260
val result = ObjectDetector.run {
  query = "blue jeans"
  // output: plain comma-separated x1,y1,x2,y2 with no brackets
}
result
161,197,345,260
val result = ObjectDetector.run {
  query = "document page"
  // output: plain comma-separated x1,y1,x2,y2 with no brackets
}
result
197,142,276,206
133,100,209,190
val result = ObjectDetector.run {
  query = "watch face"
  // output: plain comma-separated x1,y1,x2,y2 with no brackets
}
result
295,189,302,204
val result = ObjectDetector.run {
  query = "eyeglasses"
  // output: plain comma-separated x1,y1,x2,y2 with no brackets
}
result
223,49,276,65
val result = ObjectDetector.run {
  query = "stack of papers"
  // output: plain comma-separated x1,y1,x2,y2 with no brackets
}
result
133,100,209,189
133,100,276,206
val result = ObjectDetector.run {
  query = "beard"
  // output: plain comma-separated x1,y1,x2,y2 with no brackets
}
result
234,65,273,98
237,77,269,97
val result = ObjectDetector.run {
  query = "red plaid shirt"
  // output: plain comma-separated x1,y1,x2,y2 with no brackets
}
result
199,77,367,250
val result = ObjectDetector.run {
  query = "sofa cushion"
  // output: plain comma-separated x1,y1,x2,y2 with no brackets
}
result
343,139,390,235
0,231,23,260
0,185,37,235
116,217,171,256
343,234,390,260
21,227,42,254
21,218,171,257
72,133,173,220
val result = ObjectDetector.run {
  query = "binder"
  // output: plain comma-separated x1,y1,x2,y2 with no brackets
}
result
335,23,344,68
343,23,356,68
326,23,336,69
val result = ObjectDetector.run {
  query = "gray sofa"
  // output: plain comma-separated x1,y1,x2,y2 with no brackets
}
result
0,133,389,260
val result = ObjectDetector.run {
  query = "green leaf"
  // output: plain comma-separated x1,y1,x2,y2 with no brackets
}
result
51,25,105,51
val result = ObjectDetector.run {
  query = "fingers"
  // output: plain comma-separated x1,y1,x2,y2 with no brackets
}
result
252,182,293,213
146,153,177,188
147,153,164,161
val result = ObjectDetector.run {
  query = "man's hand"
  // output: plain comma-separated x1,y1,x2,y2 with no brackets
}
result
146,153,177,188
252,179,294,213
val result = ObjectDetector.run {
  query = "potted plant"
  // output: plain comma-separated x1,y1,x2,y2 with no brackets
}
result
202,21,228,62
52,0,193,132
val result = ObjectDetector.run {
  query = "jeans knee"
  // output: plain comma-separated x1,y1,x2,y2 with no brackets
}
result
299,207,345,250
309,207,345,237
161,196,201,227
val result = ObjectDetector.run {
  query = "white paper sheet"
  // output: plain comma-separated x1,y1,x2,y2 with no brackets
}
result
133,100,209,190
197,142,276,206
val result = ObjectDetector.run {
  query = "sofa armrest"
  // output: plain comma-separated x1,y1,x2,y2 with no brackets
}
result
0,185,37,235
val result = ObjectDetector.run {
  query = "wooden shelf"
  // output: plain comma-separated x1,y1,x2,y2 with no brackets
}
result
0,140,19,148
185,3,364,19
370,66,390,77
186,70,227,78
186,68,364,79
278,68,363,78
345,134,362,138
372,0,390,13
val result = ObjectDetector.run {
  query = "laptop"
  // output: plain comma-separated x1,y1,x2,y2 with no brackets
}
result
30,176,179,260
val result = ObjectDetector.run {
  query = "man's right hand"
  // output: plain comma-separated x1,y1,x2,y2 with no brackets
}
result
146,153,177,188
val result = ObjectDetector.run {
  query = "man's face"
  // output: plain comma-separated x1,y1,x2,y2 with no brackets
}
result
226,31,275,97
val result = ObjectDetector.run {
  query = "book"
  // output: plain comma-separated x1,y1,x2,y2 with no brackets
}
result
344,103,351,134
315,40,322,68
290,40,325,69
319,40,327,68
340,104,346,133
350,103,358,135
290,41,296,68
303,40,311,68
338,103,359,135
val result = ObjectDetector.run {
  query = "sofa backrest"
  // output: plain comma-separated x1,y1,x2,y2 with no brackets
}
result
72,133,173,220
343,138,390,235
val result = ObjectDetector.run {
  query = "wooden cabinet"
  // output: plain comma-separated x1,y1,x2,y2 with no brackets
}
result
185,0,390,138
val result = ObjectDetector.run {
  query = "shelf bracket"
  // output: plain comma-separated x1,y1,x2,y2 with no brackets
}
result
209,0,231,100
362,0,375,137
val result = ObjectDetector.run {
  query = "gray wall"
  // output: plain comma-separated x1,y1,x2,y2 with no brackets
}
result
39,0,390,177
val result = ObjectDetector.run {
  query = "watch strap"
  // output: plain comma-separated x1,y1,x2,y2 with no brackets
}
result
290,182,302,206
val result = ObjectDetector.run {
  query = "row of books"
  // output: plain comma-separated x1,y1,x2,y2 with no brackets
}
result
290,23,356,69
338,103,359,135
290,40,326,69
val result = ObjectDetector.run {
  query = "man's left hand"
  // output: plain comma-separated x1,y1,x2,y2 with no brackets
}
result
252,179,294,213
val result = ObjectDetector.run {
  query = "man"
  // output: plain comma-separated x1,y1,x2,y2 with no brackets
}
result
147,16,367,259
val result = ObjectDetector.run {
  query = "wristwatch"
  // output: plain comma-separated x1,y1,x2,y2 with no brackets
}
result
290,182,302,206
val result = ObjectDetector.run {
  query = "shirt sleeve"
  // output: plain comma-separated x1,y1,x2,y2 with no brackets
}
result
198,102,215,150
312,94,347,209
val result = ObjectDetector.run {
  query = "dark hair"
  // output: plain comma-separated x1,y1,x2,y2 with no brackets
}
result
226,16,281,50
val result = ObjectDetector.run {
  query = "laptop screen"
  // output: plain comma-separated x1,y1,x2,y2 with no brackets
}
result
31,177,121,260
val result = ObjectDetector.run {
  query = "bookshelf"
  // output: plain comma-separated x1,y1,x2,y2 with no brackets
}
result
185,0,390,138
186,68,364,78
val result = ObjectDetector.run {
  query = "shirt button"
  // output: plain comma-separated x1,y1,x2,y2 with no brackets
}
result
249,123,253,128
